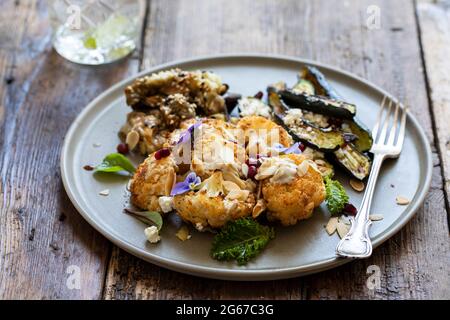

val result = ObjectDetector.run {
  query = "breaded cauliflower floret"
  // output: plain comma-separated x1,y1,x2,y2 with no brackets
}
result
258,154,325,226
170,118,246,180
237,116,293,156
124,68,228,114
130,153,177,212
172,172,256,229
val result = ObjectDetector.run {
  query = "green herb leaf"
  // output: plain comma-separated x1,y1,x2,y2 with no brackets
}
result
124,208,163,230
83,36,97,49
211,218,275,265
95,153,136,174
324,176,349,215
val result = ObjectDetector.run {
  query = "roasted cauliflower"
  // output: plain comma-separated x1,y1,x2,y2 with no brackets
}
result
236,116,293,156
121,69,228,155
256,154,326,226
129,153,177,212
173,172,256,229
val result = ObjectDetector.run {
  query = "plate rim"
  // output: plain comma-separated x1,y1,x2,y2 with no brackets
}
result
60,53,432,280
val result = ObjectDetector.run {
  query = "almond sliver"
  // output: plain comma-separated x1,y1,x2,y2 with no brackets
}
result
369,214,384,221
396,196,410,205
325,217,338,235
336,221,350,239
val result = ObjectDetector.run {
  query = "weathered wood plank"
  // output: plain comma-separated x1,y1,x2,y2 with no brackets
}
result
417,0,450,216
0,0,142,299
104,0,450,299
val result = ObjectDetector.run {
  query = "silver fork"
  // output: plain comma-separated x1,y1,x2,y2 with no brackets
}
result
336,96,408,258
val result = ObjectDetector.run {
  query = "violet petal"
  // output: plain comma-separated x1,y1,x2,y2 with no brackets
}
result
272,142,302,155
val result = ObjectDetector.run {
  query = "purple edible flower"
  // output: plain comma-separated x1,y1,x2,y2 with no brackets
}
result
170,172,201,196
272,142,302,155
177,121,202,145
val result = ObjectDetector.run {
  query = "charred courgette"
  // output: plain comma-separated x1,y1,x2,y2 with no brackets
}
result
299,66,341,99
268,91,344,152
292,79,315,95
331,144,371,180
341,119,373,153
280,89,357,119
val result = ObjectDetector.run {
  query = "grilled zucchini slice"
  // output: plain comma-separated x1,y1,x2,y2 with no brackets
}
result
280,89,357,119
342,119,373,153
268,91,344,151
292,79,315,95
299,66,341,99
331,144,371,180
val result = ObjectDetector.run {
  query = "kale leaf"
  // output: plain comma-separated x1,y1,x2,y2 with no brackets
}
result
324,176,349,215
211,218,275,265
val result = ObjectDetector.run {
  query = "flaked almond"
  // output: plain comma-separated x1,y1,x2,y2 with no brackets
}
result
350,179,365,192
396,196,410,205
252,199,267,218
223,180,241,193
176,225,191,241
126,130,140,150
336,221,350,239
369,214,384,221
325,217,338,235
297,160,310,177
339,215,352,225
241,163,249,178
99,189,110,196
225,189,249,201
126,179,133,191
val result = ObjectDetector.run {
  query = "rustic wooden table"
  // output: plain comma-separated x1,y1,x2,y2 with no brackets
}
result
0,0,449,300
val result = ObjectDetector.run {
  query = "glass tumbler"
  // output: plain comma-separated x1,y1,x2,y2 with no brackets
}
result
47,0,144,65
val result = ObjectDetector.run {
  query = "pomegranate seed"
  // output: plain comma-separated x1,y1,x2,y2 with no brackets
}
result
343,203,358,216
83,165,94,171
247,165,257,179
117,143,129,155
154,148,171,160
298,143,306,152
254,91,263,99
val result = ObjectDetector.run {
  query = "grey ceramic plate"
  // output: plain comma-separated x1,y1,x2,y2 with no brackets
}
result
61,54,432,280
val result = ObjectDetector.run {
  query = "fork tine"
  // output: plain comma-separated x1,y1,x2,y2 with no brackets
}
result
387,100,400,145
395,105,407,149
372,96,387,139
377,98,393,144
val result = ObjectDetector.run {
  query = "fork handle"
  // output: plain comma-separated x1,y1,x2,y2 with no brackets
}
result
336,154,384,258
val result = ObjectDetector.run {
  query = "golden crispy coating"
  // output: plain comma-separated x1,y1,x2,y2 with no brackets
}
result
173,190,255,229
236,116,293,156
130,154,177,212
170,118,246,180
261,154,325,226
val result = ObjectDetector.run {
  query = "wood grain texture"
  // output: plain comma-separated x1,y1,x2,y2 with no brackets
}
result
103,0,450,299
417,0,450,216
0,0,142,299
